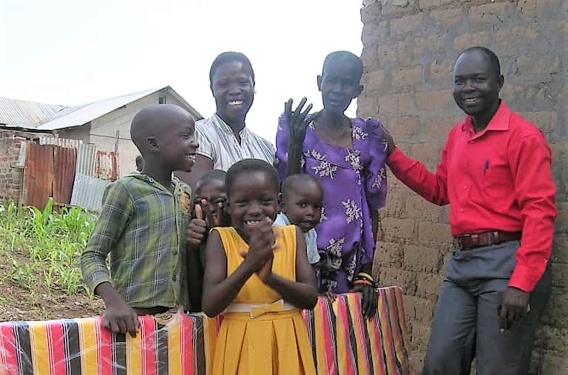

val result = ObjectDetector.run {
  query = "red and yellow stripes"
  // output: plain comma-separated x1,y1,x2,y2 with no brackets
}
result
0,287,415,375
303,288,416,375
302,296,339,375
0,314,214,375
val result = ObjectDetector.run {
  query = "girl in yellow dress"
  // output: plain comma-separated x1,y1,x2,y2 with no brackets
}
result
202,159,318,375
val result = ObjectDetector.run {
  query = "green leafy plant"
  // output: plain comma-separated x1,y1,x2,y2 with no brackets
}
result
0,199,98,298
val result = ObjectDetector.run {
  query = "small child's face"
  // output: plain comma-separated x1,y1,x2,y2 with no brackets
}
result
136,159,144,172
195,179,227,224
228,171,278,242
282,181,323,233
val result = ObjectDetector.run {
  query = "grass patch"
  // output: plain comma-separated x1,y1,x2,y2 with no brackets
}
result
0,199,104,321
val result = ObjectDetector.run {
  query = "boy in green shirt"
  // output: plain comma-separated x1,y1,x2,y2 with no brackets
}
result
81,104,199,337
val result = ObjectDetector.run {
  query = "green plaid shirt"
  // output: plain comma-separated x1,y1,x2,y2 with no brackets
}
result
81,174,192,309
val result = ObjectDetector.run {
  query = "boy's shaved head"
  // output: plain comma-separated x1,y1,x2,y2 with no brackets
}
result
130,104,193,154
281,174,321,199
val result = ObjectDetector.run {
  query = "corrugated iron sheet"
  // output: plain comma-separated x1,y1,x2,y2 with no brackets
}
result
53,146,77,206
18,140,118,211
39,137,82,149
69,144,117,212
75,143,117,180
76,144,97,176
0,97,65,128
70,173,109,213
96,150,118,181
22,142,79,209
23,143,54,209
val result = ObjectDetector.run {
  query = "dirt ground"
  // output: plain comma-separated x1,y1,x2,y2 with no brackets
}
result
0,250,105,322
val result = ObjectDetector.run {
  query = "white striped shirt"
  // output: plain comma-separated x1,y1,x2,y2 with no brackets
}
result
195,114,276,171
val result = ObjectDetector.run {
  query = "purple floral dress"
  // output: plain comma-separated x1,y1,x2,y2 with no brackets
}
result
275,116,388,293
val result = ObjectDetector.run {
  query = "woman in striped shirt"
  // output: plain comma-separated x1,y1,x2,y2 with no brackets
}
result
176,52,275,190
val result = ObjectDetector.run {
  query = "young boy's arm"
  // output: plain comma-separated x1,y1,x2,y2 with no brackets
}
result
94,283,139,336
80,181,138,337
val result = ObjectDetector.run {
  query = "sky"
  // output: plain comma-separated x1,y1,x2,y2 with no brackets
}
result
0,0,364,143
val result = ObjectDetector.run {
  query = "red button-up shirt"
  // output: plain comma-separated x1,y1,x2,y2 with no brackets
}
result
387,101,556,292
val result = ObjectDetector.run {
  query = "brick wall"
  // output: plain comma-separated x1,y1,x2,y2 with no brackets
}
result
0,130,56,206
0,133,25,204
358,0,567,373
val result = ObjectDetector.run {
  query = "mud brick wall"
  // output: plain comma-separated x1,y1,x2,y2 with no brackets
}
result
358,0,567,372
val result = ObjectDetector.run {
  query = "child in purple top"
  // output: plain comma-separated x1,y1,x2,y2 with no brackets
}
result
274,51,389,318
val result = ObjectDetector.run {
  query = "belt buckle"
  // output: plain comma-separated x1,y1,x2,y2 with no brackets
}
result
488,231,498,246
470,233,480,246
454,233,478,251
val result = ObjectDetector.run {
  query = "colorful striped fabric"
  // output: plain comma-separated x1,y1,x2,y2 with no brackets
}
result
301,287,416,375
0,287,415,375
0,313,217,375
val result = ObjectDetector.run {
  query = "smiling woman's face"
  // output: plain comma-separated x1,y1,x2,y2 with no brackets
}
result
210,61,255,126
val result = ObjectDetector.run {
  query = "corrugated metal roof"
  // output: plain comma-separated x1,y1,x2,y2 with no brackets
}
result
2,85,203,132
37,87,164,131
0,97,66,128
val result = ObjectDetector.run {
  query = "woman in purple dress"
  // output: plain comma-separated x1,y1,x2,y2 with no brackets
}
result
274,51,389,318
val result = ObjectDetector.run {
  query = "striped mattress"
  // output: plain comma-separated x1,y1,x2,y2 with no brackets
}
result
0,287,415,375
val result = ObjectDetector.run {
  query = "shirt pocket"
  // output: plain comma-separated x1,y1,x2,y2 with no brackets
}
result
481,162,513,202
483,163,511,188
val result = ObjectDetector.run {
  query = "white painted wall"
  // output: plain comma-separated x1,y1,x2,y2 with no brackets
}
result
87,90,190,177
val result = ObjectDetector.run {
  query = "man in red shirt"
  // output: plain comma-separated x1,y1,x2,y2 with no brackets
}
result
382,47,556,374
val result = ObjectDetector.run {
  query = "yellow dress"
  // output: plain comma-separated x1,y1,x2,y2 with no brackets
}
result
211,225,316,375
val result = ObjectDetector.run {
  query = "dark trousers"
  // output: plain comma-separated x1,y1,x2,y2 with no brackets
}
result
422,241,552,375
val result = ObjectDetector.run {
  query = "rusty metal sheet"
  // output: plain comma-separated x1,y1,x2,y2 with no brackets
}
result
96,150,118,181
23,142,54,209
53,146,77,206
19,140,116,211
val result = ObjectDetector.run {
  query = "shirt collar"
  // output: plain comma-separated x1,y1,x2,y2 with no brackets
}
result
278,213,291,225
130,173,180,194
461,101,511,138
212,113,249,139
